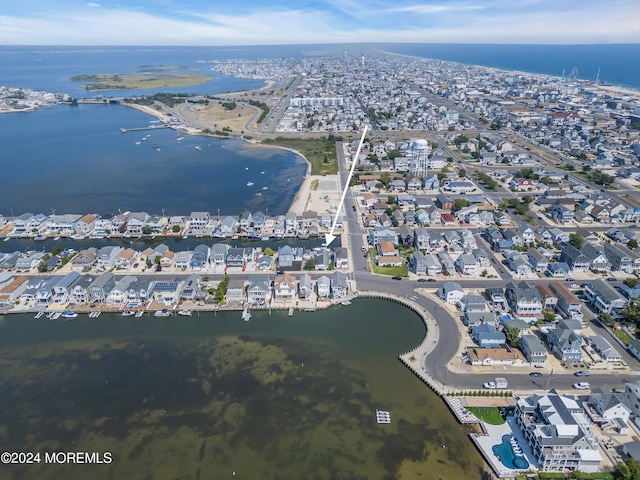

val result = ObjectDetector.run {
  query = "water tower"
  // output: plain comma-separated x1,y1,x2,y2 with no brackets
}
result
408,138,431,177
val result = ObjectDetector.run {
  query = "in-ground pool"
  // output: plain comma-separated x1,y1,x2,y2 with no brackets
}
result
492,434,529,470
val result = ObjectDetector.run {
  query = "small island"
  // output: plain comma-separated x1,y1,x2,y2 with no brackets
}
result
69,68,213,91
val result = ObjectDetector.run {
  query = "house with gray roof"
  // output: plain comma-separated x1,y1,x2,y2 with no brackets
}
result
439,282,464,304
316,275,331,298
298,274,312,300
580,244,611,273
455,254,476,276
180,275,201,301
506,281,543,319
52,271,80,304
409,251,427,275
588,336,622,363
331,271,349,298
560,245,590,273
584,279,628,314
603,242,638,273
225,279,245,305
246,275,271,305
546,319,582,361
547,262,571,278
527,248,549,273
424,253,442,276
471,324,505,347
71,247,98,272
520,335,547,367
69,275,94,304
89,272,115,303
549,281,583,321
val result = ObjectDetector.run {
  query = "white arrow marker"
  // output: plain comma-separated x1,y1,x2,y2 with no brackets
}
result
325,125,368,247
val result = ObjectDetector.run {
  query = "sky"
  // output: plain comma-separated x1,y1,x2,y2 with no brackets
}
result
1,0,639,46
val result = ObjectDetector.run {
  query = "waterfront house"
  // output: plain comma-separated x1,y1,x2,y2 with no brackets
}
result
180,275,201,301
520,335,547,367
256,254,272,271
152,277,182,305
210,244,228,269
583,279,627,314
189,212,210,235
226,248,248,268
107,275,137,306
15,252,44,271
439,282,464,304
159,251,175,271
514,392,602,473
273,273,297,303
0,276,29,306
277,245,294,268
126,278,153,304
116,248,138,269
190,244,210,271
251,211,266,234
298,274,312,300
316,276,331,299
36,277,61,305
174,251,192,270
52,271,80,304
125,212,148,236
314,249,331,270
225,279,245,305
331,271,349,298
46,214,82,234
246,275,271,305
75,214,98,236
409,251,427,275
89,272,115,303
218,216,237,236
97,246,123,271
68,275,93,304
466,346,528,367
71,248,98,272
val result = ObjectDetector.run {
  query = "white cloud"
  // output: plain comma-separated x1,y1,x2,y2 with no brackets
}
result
86,2,101,7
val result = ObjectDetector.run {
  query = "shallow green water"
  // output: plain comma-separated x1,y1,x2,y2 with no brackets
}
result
0,299,487,479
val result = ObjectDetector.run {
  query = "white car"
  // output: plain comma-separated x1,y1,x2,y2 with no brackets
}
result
483,382,497,389
570,284,581,290
572,382,590,390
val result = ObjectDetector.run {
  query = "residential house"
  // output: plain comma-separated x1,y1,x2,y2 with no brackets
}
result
97,246,123,271
584,279,628,314
51,271,80,304
546,262,571,278
246,275,271,305
75,214,98,236
535,284,558,308
551,205,575,223
588,336,622,363
588,389,631,425
0,276,29,306
70,247,98,272
316,275,331,298
189,211,210,234
152,277,182,305
439,282,464,304
549,282,583,321
514,392,602,473
116,248,138,269
190,244,210,271
210,243,229,269
527,248,549,273
226,279,245,305
560,245,590,273
331,271,349,298
89,272,115,303
546,319,583,361
580,244,611,273
521,335,547,367
180,275,201,301
424,254,442,276
603,243,636,273
506,281,544,319
471,324,506,347
409,251,427,275
455,254,477,276
174,251,192,270
334,248,349,270
298,274,312,300
126,279,153,304
106,275,136,306
369,226,397,246
273,273,297,303
69,275,94,305
466,347,528,367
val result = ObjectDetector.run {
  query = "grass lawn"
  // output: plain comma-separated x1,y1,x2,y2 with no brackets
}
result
262,137,339,175
614,329,633,346
466,407,506,425
69,73,212,91
367,250,408,277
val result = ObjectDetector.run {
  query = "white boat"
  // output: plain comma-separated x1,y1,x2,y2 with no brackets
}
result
245,167,249,170
61,311,78,319
33,235,46,241
177,310,192,316
255,192,262,196
246,182,254,186
177,137,184,141
135,141,141,145
262,186,268,190
34,311,44,319
341,300,352,306
121,311,136,317
195,145,202,151
154,309,171,317
260,171,265,174
135,311,144,317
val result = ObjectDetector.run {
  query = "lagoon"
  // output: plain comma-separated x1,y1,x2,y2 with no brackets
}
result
0,299,487,479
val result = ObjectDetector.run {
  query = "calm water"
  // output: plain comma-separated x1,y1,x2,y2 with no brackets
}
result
0,299,487,479
0,104,307,216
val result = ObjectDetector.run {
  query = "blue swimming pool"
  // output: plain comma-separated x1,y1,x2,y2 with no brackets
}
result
492,434,529,470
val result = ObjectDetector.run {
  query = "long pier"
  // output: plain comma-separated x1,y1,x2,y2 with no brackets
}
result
120,125,171,133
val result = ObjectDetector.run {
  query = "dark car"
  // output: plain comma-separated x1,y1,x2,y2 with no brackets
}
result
607,277,617,282
352,205,356,211
417,278,427,283
276,270,284,275
529,372,542,377
391,276,402,281
427,278,437,282
133,263,139,268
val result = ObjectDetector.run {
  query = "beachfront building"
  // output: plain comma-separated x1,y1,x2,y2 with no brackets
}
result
514,391,602,473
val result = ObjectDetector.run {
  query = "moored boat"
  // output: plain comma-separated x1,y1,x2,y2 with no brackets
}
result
154,309,171,317
121,311,136,317
177,310,192,316
61,311,78,319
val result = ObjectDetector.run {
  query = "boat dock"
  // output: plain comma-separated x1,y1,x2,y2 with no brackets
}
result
120,125,171,133
288,307,294,316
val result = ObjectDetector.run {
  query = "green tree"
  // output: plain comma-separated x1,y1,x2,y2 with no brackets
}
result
172,225,181,233
598,312,615,327
37,261,48,273
454,198,471,211
628,239,639,249
264,247,275,256
614,458,640,480
568,233,585,249
142,226,153,235
504,327,522,349
387,195,396,205
51,245,62,256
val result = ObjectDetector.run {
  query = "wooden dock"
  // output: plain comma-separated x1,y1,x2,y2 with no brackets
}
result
120,125,170,133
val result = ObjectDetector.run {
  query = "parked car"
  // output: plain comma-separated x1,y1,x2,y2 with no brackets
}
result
570,284,581,289
573,382,590,390
565,277,574,282
417,278,427,283
607,277,617,282
483,382,497,389
427,278,437,282
574,370,590,377
392,276,402,281
529,372,542,377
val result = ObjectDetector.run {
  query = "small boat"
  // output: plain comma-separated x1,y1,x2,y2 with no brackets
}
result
245,167,249,170
255,192,262,196
142,137,148,141
121,311,136,317
33,235,46,241
152,143,159,148
154,309,171,317
135,311,144,317
341,300,352,306
34,311,44,319
61,311,78,319
156,147,161,151
260,171,265,174
262,186,268,190
195,145,202,151
135,141,141,145
246,182,254,186
177,310,192,316
177,137,184,141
